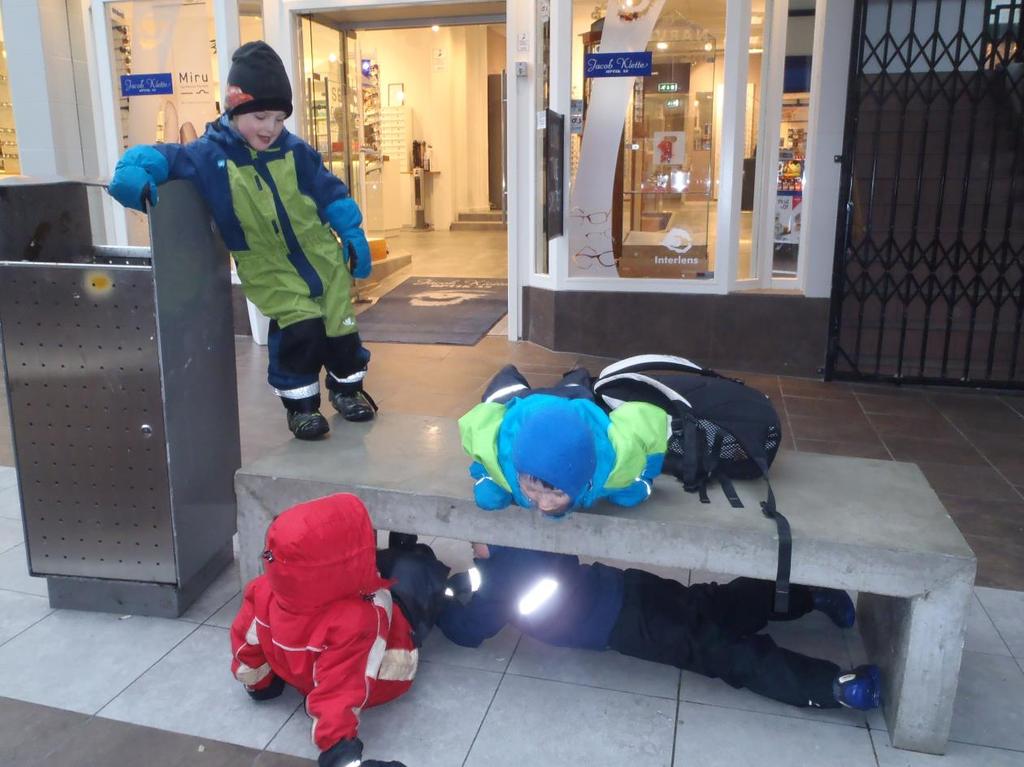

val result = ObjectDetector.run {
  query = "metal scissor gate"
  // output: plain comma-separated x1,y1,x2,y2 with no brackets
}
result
827,0,1024,387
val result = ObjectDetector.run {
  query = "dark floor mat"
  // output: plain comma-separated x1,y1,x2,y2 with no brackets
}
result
356,276,508,345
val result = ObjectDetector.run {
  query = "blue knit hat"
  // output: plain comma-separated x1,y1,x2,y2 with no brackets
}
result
512,400,597,501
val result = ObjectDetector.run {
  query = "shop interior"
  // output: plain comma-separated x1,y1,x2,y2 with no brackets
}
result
0,9,20,177
296,9,508,282
569,0,814,282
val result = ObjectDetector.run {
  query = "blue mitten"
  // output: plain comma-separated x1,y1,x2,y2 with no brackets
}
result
474,476,513,511
108,145,169,212
606,478,653,507
326,198,372,279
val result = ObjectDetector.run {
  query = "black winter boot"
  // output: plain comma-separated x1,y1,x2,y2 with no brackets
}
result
330,389,378,422
287,410,330,439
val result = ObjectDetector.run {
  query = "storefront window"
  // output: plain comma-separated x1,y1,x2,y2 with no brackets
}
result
737,3,767,280
106,0,220,243
771,8,814,279
0,10,20,177
569,0,728,280
536,2,552,274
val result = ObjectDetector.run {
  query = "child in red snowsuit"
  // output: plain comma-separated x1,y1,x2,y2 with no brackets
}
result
230,493,447,767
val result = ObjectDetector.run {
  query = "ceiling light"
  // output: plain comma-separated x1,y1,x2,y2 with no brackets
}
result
751,14,763,24
327,53,337,63
431,24,440,32
656,42,668,50
704,41,714,52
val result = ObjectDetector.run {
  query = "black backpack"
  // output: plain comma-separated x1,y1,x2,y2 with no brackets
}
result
593,355,792,612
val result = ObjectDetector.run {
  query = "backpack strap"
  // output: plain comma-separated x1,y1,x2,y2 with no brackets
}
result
756,456,791,614
598,354,706,379
593,370,694,411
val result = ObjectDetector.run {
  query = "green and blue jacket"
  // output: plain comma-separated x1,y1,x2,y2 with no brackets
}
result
127,117,351,326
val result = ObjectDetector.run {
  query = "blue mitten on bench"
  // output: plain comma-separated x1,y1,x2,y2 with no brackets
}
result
469,461,512,510
606,478,653,507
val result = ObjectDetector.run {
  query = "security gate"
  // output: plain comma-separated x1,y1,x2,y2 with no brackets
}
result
827,0,1024,387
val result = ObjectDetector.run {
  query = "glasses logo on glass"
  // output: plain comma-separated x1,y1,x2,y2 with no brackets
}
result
570,209,618,270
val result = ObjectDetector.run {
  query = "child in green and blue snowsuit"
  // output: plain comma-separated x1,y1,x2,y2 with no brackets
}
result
108,41,374,440
458,365,670,517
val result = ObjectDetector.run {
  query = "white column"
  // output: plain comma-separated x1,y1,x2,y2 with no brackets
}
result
1,0,81,177
213,0,240,107
719,0,752,293
547,0,571,290
505,0,535,339
800,0,855,298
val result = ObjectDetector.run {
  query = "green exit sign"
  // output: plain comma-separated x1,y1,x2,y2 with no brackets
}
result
666,98,681,108
657,82,678,93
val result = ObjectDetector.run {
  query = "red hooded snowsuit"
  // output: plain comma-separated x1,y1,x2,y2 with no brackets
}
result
230,494,417,751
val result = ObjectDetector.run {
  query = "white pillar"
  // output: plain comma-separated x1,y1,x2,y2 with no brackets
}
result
213,0,241,107
800,0,856,298
719,0,753,292
1,0,85,177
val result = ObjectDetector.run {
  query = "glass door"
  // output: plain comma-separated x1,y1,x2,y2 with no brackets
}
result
298,18,384,236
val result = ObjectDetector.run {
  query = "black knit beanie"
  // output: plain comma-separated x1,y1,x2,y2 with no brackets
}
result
225,41,293,118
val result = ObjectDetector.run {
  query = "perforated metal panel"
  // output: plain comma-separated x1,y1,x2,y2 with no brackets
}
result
0,263,176,582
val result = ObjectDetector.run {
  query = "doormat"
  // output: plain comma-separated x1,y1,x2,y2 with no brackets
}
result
356,276,508,345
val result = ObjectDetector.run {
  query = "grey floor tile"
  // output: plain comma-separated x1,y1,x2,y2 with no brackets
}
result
427,535,476,572
964,592,1012,656
206,590,243,630
974,586,1024,657
875,736,1024,766
100,625,303,750
180,560,241,624
674,702,878,767
419,622,521,674
0,543,49,597
0,483,21,519
948,651,1024,751
0,609,197,714
0,589,52,646
0,516,23,553
508,634,680,699
0,466,17,491
466,674,677,767
680,622,867,728
268,659,502,767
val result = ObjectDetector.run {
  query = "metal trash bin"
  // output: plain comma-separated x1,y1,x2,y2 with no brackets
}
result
0,178,240,617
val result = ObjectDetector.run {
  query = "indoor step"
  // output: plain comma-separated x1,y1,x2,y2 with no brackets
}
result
457,210,505,222
450,220,507,232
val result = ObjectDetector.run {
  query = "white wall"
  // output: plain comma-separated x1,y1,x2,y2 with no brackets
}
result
0,0,87,178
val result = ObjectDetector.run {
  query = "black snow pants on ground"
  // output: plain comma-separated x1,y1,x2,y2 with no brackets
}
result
608,572,840,708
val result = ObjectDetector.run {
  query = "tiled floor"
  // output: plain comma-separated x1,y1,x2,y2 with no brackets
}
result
2,229,1024,765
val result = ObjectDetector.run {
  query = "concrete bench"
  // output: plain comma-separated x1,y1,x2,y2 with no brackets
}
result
235,413,976,755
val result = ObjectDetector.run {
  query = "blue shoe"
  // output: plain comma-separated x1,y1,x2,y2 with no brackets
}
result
812,587,856,628
833,665,882,710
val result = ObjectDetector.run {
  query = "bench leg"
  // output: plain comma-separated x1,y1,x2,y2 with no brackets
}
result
236,482,271,586
857,575,973,755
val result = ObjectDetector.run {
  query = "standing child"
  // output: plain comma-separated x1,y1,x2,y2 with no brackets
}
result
108,41,376,440
231,493,449,767
440,543,881,712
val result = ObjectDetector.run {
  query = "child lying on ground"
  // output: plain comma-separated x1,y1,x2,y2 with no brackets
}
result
439,543,881,711
230,493,449,767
